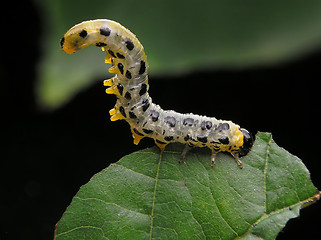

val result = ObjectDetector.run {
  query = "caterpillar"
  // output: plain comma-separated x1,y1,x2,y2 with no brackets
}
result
61,19,253,168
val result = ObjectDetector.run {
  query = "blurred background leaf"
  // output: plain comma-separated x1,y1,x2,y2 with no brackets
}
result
34,0,321,110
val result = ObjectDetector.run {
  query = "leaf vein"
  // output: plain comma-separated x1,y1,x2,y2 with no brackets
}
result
226,173,263,209
56,225,108,239
236,193,313,239
196,155,238,238
149,150,163,239
74,196,150,216
263,134,272,213
175,158,208,239
114,163,156,180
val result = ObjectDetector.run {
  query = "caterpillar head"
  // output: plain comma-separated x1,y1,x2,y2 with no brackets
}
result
60,27,91,54
238,128,253,157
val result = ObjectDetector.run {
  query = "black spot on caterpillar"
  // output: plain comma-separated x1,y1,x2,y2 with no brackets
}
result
61,19,253,168
79,29,87,38
100,27,111,36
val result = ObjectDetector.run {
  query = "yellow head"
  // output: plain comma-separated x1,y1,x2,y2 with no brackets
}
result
60,23,92,54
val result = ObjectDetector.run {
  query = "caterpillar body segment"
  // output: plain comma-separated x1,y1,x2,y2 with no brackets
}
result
61,19,253,168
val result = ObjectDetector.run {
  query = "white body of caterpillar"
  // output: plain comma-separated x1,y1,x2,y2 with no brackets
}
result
61,19,253,168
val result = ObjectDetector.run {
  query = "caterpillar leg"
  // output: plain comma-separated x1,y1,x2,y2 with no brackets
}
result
154,139,167,151
231,153,243,169
130,128,145,145
179,144,193,164
104,77,120,95
103,78,113,87
211,150,217,168
109,108,126,121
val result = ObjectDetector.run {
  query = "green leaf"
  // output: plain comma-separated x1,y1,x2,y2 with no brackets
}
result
55,132,319,240
34,0,321,109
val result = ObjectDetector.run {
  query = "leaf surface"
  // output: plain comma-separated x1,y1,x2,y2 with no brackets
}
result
55,132,319,240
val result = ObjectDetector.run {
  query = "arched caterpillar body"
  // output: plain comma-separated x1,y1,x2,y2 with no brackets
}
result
61,19,253,168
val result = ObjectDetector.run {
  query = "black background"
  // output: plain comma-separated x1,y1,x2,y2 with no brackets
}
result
1,1,320,239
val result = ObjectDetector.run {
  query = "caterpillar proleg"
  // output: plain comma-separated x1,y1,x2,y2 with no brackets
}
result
61,19,253,168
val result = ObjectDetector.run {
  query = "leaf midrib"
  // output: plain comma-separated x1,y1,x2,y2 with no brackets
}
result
149,150,163,239
263,134,272,214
